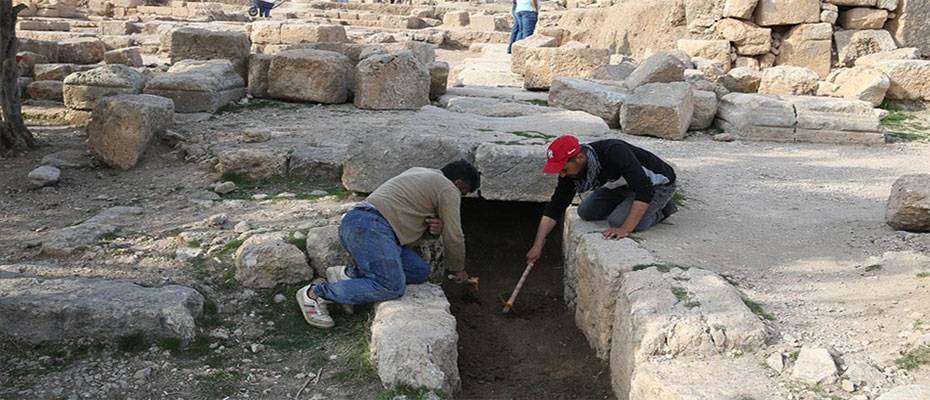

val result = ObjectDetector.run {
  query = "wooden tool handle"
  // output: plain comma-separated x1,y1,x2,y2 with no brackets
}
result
503,263,535,312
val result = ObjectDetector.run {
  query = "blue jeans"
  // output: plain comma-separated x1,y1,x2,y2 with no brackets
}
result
313,205,431,305
257,0,272,17
507,11,521,54
576,184,677,231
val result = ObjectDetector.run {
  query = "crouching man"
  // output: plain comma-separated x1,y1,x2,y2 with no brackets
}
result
297,160,480,329
526,135,678,266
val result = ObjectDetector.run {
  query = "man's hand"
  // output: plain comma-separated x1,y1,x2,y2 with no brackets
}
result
526,244,543,266
426,216,443,235
448,270,469,283
602,227,632,240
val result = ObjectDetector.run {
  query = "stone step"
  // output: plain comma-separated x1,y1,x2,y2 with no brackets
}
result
0,272,204,344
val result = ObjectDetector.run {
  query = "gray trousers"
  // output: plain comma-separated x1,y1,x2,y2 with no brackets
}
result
576,184,677,231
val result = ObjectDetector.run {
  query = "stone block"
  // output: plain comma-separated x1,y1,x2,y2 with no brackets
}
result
690,89,718,130
469,14,508,32
248,53,272,98
620,82,694,140
161,27,250,78
442,10,469,27
825,66,890,106
721,66,762,92
624,51,686,89
510,34,557,75
429,61,449,100
785,95,883,144
676,40,731,71
27,80,63,101
355,51,430,110
790,347,838,385
834,29,897,67
144,59,245,113
886,174,930,232
776,23,833,78
885,0,930,57
62,64,145,110
724,0,759,19
235,233,311,289
548,77,629,128
522,46,610,90
715,93,796,141
758,65,819,95
104,47,143,67
716,18,771,56
474,143,555,202
267,49,351,104
99,20,134,36
870,59,930,101
86,94,174,170
854,47,920,67
838,7,888,29
279,24,348,44
754,0,821,26
57,37,106,65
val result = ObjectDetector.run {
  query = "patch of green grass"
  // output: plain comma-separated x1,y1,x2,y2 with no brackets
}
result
117,333,148,353
721,274,740,287
193,368,243,398
880,109,930,142
788,350,799,362
186,239,202,248
632,262,689,273
896,345,930,370
508,130,555,140
255,285,376,384
216,239,245,259
671,286,700,309
671,191,688,208
475,128,495,133
287,234,307,251
864,263,883,273
742,298,776,321
217,99,305,114
524,99,548,107
916,272,930,278
96,230,122,244
377,385,441,400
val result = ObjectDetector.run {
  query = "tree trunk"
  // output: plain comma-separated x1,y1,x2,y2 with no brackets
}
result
0,0,36,152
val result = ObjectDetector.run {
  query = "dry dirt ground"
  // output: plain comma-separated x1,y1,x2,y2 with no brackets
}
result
1,52,930,399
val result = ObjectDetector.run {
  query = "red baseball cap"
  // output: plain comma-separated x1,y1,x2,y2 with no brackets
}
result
543,135,581,174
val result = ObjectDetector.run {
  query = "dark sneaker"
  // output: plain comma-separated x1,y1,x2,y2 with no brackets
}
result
660,201,679,222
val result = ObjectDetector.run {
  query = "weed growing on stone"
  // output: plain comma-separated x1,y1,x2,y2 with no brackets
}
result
671,287,700,309
186,239,202,248
216,239,245,258
916,272,930,278
508,130,555,140
523,99,548,107
218,172,352,202
96,230,122,244
863,264,883,273
671,191,688,208
721,274,740,287
788,350,799,362
632,262,688,273
742,298,776,321
287,234,307,251
377,385,441,400
896,345,930,370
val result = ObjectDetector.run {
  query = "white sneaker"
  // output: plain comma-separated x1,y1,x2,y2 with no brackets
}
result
325,265,351,283
325,266,355,315
296,284,334,329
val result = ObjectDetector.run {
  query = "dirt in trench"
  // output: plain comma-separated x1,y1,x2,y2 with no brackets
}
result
444,199,614,400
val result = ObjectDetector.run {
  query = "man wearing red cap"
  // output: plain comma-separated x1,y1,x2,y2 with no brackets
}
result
526,135,677,265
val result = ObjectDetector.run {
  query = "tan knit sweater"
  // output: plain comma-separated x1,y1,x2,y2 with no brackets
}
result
367,167,466,272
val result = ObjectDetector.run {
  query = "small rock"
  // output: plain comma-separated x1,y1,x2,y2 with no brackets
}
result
133,367,151,380
252,194,269,201
209,328,230,340
275,192,296,199
242,129,272,143
713,133,736,142
204,213,229,228
292,231,306,240
234,221,251,233
28,166,61,188
249,343,265,353
309,190,328,196
175,246,203,262
790,346,839,385
273,293,286,303
767,352,786,373
214,181,237,194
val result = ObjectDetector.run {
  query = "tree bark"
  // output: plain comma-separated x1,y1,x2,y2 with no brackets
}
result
0,0,36,152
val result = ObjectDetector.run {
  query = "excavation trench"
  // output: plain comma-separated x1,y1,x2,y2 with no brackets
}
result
443,199,614,399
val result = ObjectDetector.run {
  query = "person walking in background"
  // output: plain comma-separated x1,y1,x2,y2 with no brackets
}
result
507,0,521,54
507,0,538,53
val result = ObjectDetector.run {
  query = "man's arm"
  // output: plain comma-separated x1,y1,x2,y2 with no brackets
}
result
437,187,467,278
526,215,556,265
527,177,574,265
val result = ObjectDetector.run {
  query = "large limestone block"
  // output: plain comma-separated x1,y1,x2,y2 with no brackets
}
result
624,51,686,89
876,385,930,400
442,96,558,117
753,0,820,26
834,29,898,67
825,66,890,106
562,214,656,359
288,145,345,187
758,65,819,95
87,94,174,170
62,64,145,110
371,284,460,395
776,23,833,78
474,144,555,202
721,66,762,92
279,24,348,44
99,20,134,36
870,60,930,101
676,39,731,71
34,63,91,81
104,46,142,67
690,89,718,130
469,14,508,32
161,27,250,78
885,0,930,57
724,0,759,19
267,49,351,104
235,233,311,289
522,45,610,90
355,51,430,110
627,358,782,400
0,274,203,344
854,47,920,67
248,53,272,98
784,95,883,144
620,82,694,140
214,147,288,180
790,347,838,385
40,207,142,257
429,61,449,100
886,174,930,232
27,80,63,101
442,10,469,27
57,37,105,64
838,7,888,29
549,77,630,127
144,60,245,113
248,21,281,44
511,34,557,75
715,18,771,56
715,93,796,141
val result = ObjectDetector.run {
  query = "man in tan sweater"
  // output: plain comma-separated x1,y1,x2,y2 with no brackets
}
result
297,160,479,329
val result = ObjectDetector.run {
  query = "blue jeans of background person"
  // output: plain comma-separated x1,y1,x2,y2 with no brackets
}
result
257,0,272,17
313,204,431,305
576,184,677,231
507,9,521,53
516,11,537,42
